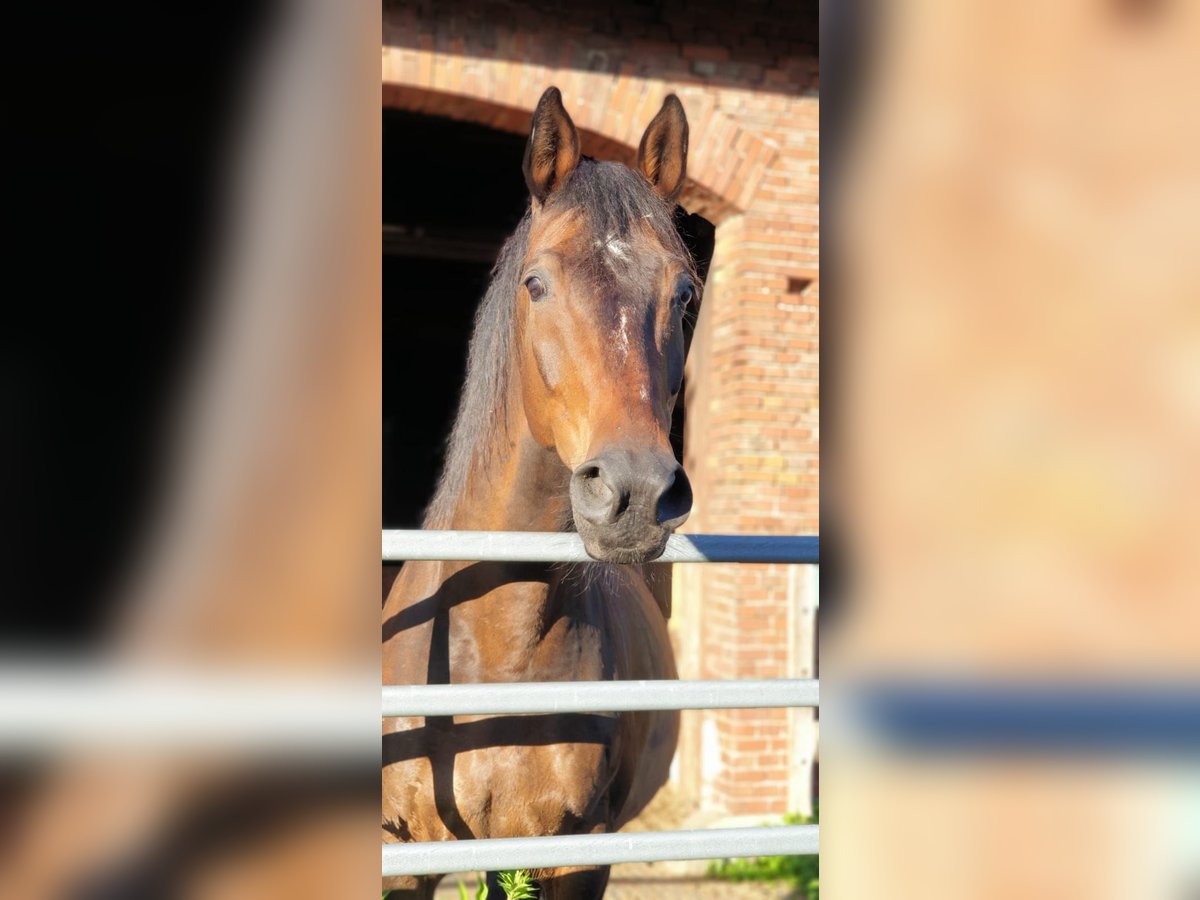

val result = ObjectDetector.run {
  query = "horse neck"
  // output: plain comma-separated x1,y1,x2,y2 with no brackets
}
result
441,392,571,534
428,399,577,680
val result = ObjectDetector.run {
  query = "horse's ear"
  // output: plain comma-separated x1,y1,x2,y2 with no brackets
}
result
638,94,689,201
523,87,581,203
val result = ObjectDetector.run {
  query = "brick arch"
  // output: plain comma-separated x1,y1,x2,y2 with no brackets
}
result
382,49,777,223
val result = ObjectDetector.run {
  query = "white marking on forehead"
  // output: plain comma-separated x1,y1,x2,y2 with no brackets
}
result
639,385,649,402
594,232,629,262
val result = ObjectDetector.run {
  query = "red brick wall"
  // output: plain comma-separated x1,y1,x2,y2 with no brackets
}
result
383,0,819,819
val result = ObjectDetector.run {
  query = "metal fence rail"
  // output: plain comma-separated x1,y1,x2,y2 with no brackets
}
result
0,667,373,755
383,529,819,564
383,824,819,877
383,678,818,717
382,529,820,876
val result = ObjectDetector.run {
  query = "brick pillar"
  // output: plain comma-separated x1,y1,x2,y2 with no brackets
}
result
682,192,819,818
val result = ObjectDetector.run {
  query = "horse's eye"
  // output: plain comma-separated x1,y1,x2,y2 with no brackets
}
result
525,275,546,301
675,281,695,309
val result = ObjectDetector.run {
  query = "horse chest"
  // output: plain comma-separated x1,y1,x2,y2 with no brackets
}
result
443,574,676,836
445,574,632,683
454,725,615,836
383,563,677,843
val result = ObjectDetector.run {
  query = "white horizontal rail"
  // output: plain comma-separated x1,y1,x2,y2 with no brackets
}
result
383,678,818,717
383,824,818,876
0,665,376,756
382,530,819,564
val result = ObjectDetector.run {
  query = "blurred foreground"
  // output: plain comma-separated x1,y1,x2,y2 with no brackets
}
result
0,1,379,897
827,1,1200,898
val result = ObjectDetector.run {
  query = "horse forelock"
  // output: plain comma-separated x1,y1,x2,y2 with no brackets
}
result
549,159,697,286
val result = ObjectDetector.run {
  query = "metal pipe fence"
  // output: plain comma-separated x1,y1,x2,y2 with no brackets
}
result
384,824,820,877
383,529,820,878
383,529,819,564
383,678,818,717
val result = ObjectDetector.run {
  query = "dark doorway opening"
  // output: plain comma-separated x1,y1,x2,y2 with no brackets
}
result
382,109,529,528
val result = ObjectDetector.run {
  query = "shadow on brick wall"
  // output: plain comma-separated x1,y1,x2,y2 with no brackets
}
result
383,0,818,97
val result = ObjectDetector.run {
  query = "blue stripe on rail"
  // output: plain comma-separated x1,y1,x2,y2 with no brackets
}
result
857,681,1200,754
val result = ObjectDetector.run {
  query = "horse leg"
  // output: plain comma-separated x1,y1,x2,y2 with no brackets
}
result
381,874,440,898
536,865,612,899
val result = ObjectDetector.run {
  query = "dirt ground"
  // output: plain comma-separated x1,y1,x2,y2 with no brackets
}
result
431,785,802,899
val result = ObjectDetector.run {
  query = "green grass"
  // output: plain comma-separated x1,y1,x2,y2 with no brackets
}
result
382,869,536,899
706,807,819,899
496,869,537,899
381,868,536,899
448,869,536,899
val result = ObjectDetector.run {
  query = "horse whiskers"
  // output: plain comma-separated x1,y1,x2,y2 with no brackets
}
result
554,559,622,596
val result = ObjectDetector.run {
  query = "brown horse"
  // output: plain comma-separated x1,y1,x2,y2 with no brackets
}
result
382,87,713,898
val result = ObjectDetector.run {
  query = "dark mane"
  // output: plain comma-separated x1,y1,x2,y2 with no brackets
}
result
422,159,700,529
421,212,529,528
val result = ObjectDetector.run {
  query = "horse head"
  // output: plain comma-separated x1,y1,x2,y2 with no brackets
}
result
514,87,709,563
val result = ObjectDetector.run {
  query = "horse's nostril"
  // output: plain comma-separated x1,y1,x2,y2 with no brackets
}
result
572,461,620,525
574,454,689,532
577,465,605,495
656,466,693,529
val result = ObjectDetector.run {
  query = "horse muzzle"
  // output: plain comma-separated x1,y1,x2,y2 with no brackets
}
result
569,447,692,563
